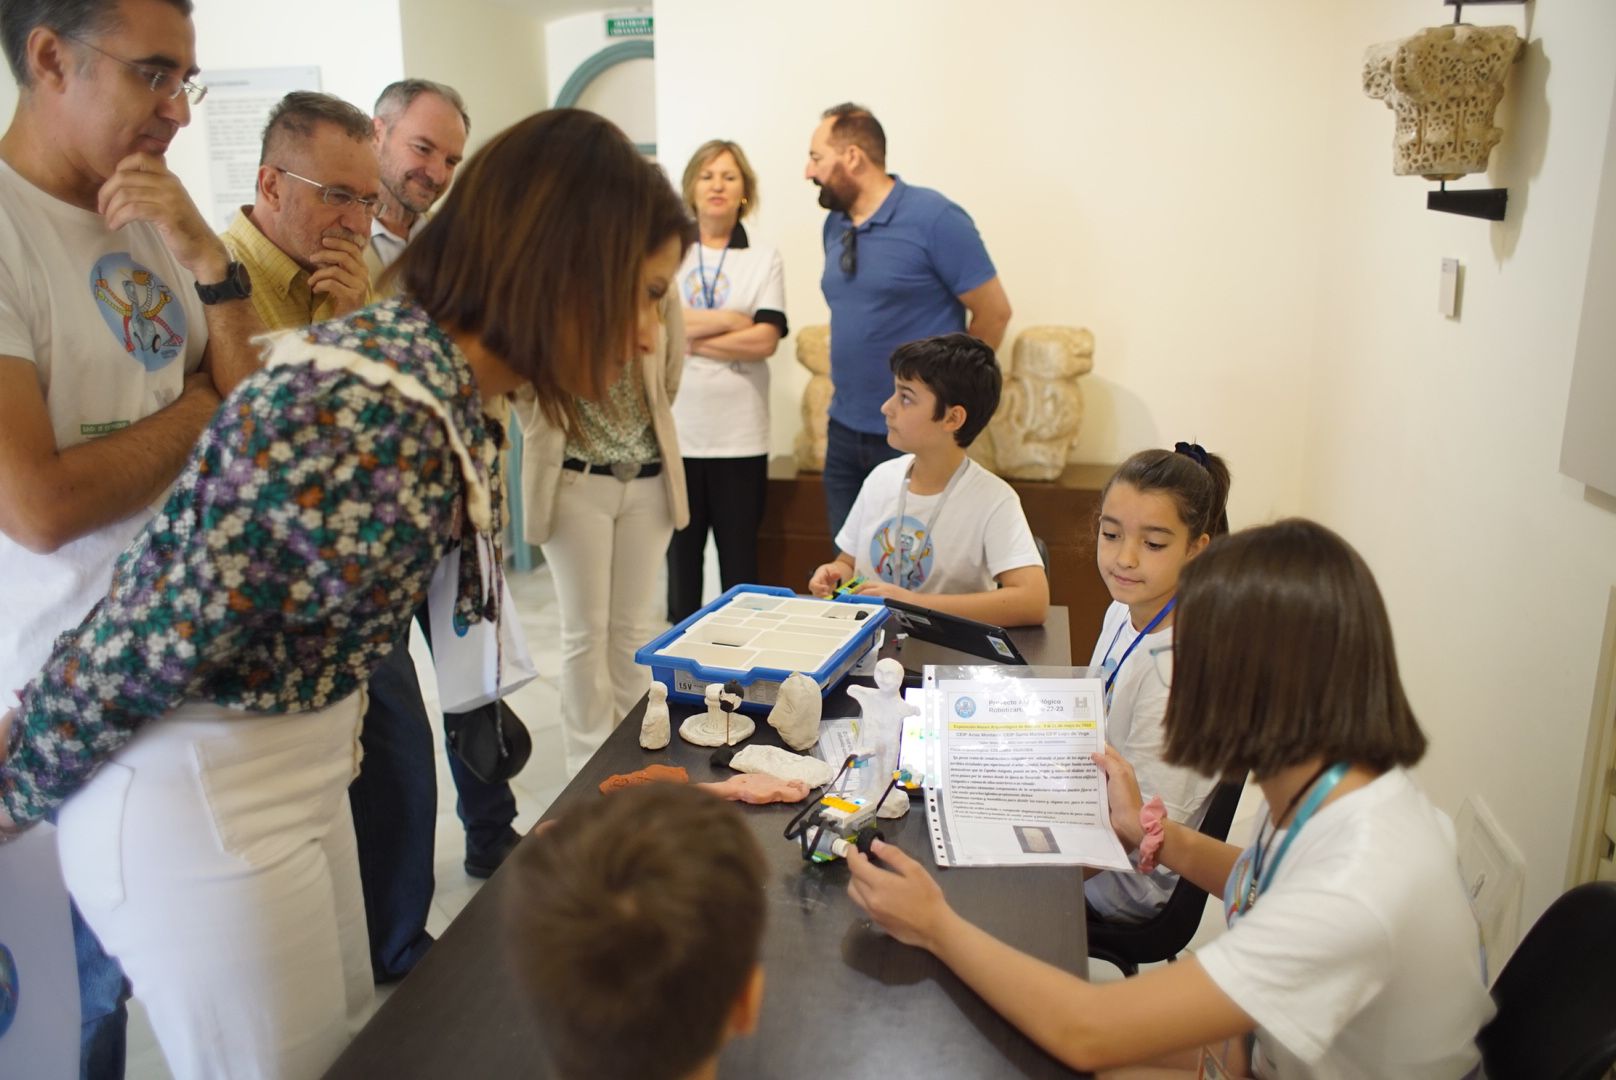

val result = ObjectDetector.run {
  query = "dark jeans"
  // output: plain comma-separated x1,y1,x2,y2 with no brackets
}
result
822,417,903,542
666,455,768,623
347,617,518,982
72,898,127,1080
47,797,128,1079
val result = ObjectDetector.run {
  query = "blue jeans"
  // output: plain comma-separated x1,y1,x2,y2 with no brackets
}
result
822,417,903,542
43,799,128,1079
52,830,127,1080
347,628,518,982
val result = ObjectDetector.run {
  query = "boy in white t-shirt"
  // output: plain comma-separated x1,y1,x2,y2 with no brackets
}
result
808,333,1048,627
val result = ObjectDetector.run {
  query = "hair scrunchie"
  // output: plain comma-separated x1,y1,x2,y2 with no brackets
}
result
1174,441,1210,469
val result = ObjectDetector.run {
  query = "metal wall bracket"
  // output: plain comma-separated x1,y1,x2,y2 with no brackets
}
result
1428,183,1509,221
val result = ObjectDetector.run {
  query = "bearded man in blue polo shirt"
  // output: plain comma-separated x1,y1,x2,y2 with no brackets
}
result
805,102,1012,536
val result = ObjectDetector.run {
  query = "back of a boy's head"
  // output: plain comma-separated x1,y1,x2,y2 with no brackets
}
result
504,784,767,1080
889,332,1002,447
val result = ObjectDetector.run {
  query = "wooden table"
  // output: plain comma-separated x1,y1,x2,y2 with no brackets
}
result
327,608,1089,1079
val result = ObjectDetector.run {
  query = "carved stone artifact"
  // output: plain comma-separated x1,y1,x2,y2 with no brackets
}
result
793,325,832,472
766,671,823,750
1363,25,1523,181
639,681,670,750
978,327,1094,481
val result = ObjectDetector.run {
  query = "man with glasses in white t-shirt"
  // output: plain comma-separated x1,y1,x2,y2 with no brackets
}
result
0,0,264,1073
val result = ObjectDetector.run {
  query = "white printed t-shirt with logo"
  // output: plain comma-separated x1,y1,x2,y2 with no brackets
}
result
834,455,1041,596
669,225,786,458
0,161,207,706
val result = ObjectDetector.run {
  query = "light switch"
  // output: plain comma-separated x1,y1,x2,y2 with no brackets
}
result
1439,257,1461,319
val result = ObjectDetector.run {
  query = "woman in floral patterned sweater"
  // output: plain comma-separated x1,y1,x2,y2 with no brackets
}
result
0,109,692,1079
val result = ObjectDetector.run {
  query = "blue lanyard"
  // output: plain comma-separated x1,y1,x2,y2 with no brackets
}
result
695,242,729,309
1228,762,1350,923
1100,598,1175,701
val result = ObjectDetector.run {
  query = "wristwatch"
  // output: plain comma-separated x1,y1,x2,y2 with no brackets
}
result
194,261,253,305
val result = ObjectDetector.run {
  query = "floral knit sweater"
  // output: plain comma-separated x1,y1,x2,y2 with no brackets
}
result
0,298,504,827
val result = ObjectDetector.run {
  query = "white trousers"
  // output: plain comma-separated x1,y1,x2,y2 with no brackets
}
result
55,696,374,1080
539,469,674,774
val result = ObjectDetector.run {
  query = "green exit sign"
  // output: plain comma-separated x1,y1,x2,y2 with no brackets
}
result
606,14,653,37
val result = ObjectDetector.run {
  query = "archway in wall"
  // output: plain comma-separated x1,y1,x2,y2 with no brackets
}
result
555,40,655,157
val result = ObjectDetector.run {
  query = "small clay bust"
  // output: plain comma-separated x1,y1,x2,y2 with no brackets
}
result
639,682,670,750
679,682,755,748
766,672,823,750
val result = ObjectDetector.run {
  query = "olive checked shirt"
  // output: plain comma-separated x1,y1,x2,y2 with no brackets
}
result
0,298,504,827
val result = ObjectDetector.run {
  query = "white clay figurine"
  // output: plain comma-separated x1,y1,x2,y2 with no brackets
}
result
639,682,670,750
846,658,919,818
766,671,823,750
679,682,755,747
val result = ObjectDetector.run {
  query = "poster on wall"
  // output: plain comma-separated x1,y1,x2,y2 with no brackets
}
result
203,67,323,231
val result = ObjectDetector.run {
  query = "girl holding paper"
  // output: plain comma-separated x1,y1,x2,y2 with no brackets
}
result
1085,443,1231,922
846,519,1493,1077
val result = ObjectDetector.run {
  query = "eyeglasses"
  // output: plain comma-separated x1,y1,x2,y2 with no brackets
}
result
272,167,385,217
62,34,207,105
839,225,858,277
1148,643,1173,687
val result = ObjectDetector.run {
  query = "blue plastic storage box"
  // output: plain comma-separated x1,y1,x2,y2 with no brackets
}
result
636,584,889,714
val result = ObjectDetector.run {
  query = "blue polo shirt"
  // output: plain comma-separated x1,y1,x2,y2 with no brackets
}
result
820,175,997,434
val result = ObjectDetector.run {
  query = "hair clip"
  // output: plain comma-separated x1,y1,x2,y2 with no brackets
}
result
1174,441,1210,468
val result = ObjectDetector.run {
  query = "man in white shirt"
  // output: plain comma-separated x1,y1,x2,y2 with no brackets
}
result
0,0,262,1072
364,79,467,284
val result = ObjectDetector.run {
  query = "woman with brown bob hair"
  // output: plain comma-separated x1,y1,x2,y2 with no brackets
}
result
845,519,1494,1077
0,109,691,1078
388,109,692,425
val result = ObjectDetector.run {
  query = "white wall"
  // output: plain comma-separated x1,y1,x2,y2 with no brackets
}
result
655,1,1336,526
165,1,406,218
1300,0,1616,922
657,0,1616,926
399,0,548,154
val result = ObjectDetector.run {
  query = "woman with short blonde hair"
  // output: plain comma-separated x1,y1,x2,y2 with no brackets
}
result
665,139,788,622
